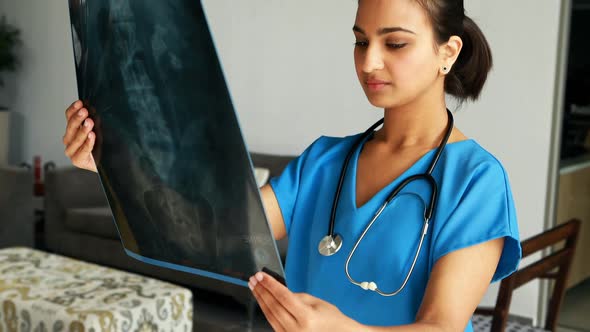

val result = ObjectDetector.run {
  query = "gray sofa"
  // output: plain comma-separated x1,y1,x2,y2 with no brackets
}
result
0,166,34,249
43,153,294,309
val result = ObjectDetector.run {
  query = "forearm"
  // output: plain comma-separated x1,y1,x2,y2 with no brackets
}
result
360,322,448,332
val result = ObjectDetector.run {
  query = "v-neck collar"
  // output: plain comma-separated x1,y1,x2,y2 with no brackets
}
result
347,134,474,211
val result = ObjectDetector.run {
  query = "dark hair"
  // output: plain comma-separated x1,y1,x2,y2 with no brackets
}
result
414,0,492,102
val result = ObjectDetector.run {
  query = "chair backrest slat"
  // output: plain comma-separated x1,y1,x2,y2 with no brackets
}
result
481,218,581,332
521,220,580,257
513,248,572,289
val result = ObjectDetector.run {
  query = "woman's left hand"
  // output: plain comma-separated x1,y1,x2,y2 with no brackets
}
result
249,272,362,332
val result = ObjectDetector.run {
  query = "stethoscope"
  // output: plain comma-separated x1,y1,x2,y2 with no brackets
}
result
318,109,454,297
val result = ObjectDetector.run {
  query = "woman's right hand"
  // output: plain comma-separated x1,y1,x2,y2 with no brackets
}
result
63,100,98,173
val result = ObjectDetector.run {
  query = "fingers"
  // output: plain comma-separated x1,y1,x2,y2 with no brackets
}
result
257,272,307,320
252,289,286,332
63,100,97,172
251,277,290,332
63,106,89,146
70,132,96,170
250,272,305,331
64,117,94,159
65,100,83,122
71,131,95,162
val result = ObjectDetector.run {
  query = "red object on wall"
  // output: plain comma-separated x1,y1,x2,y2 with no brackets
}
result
33,155,44,196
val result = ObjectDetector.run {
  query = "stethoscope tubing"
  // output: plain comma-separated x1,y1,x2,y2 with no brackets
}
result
322,109,454,296
344,199,430,296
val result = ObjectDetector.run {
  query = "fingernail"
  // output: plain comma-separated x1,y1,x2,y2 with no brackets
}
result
88,132,94,139
84,120,89,127
249,276,258,287
78,110,85,117
248,281,254,291
256,273,264,282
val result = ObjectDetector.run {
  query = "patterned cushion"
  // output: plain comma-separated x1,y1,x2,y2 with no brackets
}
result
472,314,550,332
0,247,192,331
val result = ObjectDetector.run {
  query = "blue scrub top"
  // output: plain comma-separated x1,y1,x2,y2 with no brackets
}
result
269,133,522,331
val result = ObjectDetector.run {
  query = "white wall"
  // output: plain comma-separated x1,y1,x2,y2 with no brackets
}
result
0,0,77,167
450,1,562,322
0,0,564,323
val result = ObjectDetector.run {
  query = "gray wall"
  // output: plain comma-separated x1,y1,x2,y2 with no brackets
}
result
0,0,565,323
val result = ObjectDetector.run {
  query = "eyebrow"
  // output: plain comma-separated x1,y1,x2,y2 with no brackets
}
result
352,25,416,35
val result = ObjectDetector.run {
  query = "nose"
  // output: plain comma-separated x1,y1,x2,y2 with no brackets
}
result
361,44,385,73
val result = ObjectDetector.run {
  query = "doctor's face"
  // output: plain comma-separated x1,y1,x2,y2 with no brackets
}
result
353,0,442,109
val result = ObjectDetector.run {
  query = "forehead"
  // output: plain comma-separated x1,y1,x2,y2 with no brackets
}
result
354,0,430,34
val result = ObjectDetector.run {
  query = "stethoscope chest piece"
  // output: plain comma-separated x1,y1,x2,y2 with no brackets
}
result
318,234,343,256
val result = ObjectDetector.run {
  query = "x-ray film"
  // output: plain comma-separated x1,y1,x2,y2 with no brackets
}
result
67,0,285,287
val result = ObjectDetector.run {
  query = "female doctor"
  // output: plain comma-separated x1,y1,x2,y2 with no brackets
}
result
62,0,521,330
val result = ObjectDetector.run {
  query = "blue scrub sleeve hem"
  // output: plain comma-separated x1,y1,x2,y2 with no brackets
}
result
432,231,522,283
269,178,292,236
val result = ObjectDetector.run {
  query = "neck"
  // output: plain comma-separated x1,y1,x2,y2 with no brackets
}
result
374,91,450,151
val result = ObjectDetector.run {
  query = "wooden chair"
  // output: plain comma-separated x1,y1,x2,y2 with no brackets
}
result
472,218,581,332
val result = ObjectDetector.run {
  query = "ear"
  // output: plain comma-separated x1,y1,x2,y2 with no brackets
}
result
438,35,463,75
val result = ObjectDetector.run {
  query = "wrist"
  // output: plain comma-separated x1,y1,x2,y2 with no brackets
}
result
348,320,369,332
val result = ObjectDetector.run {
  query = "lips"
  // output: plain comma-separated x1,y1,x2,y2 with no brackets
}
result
366,79,389,84
366,78,391,91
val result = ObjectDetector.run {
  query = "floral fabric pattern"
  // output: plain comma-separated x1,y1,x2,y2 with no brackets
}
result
0,247,192,332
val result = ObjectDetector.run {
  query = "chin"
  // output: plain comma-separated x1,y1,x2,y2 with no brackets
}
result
365,93,399,109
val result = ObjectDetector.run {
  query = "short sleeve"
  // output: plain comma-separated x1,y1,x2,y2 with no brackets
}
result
432,161,522,283
268,137,321,235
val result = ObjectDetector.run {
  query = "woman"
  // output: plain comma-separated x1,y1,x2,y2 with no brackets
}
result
62,0,521,330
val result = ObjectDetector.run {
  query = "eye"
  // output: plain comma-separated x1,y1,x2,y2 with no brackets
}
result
354,41,368,48
386,43,407,49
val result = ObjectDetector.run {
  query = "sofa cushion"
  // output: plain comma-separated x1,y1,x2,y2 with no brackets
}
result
64,207,119,240
250,153,295,178
0,166,34,248
254,167,270,187
62,202,290,264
